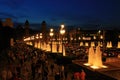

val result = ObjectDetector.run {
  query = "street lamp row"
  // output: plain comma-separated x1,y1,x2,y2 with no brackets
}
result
24,24,66,55
49,28,54,52
60,24,66,54
24,33,43,41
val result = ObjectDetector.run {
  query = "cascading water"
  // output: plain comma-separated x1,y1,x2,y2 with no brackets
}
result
84,46,107,69
93,46,103,67
88,46,95,65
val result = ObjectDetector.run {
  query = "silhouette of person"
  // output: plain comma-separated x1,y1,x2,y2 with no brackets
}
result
50,64,54,74
80,69,86,80
55,72,60,80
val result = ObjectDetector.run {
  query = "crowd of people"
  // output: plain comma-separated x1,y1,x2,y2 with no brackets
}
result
73,69,86,80
0,42,86,80
0,43,49,80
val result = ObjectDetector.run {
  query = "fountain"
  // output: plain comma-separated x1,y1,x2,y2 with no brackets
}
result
84,46,107,69
98,41,101,46
52,42,57,53
117,42,120,48
80,42,84,46
34,42,38,48
63,45,66,56
85,42,89,47
59,42,62,53
107,41,112,48
46,43,51,51
93,46,103,67
43,42,47,50
41,42,44,50
88,46,95,65
91,42,95,47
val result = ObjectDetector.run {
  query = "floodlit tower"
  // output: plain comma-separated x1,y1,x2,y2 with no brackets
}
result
24,20,29,37
4,18,13,27
40,21,47,43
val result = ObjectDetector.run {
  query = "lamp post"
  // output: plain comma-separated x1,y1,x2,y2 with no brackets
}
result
49,28,54,53
60,24,65,55
31,36,35,46
102,30,106,53
39,33,42,49
36,34,39,48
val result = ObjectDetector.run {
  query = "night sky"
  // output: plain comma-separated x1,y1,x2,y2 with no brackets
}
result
0,0,120,27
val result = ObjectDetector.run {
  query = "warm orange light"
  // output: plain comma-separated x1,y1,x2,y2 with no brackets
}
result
36,34,39,39
49,32,54,37
39,33,42,38
60,29,65,35
100,35,103,39
50,28,54,37
61,24,64,28
84,63,91,66
90,66,100,69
